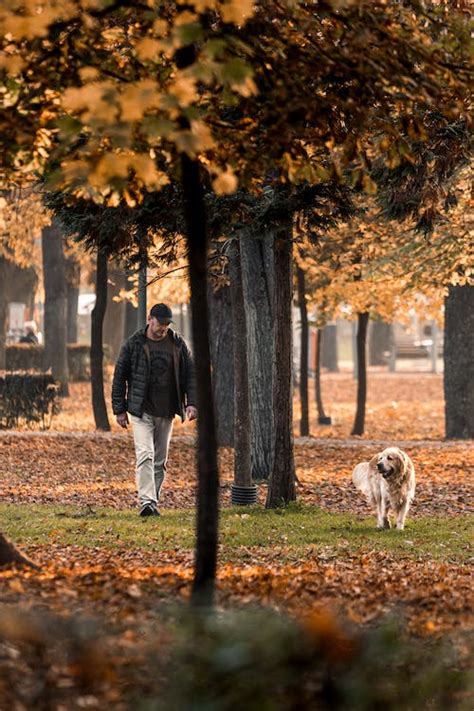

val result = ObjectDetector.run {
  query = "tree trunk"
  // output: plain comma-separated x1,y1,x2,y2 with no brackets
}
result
444,285,474,438
124,270,138,339
0,532,39,569
41,219,69,396
65,254,80,343
228,239,252,486
181,154,219,607
296,267,309,436
369,320,391,366
90,248,110,431
240,229,275,480
208,283,234,447
8,264,38,319
315,328,328,421
104,264,126,361
266,228,296,508
321,323,339,372
351,312,369,436
0,258,9,370
137,244,147,329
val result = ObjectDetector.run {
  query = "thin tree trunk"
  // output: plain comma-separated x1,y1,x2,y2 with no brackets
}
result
321,323,339,372
228,239,251,486
0,258,9,370
315,328,328,421
369,320,391,366
296,267,309,436
208,283,234,447
351,312,369,436
240,230,275,480
104,265,126,361
42,219,69,396
444,285,474,438
65,254,80,343
181,154,219,607
124,270,138,339
137,244,147,329
266,228,296,508
90,248,110,431
0,532,39,569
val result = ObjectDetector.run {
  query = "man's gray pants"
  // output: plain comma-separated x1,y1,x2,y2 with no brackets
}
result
131,413,174,509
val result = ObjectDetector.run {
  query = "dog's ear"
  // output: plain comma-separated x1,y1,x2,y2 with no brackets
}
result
368,453,379,470
395,448,408,476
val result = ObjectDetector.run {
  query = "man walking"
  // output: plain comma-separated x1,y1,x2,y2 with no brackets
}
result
112,303,197,517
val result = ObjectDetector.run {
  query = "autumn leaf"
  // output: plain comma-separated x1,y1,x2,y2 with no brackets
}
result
212,165,238,194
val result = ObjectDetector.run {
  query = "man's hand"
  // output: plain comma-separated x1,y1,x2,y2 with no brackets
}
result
186,405,198,421
116,412,129,429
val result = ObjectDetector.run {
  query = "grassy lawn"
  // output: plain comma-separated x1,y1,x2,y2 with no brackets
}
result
1,503,471,562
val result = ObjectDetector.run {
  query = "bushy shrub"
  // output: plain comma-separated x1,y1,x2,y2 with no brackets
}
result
0,372,59,429
153,609,469,711
65,344,91,381
5,344,110,381
5,344,43,371
0,607,470,709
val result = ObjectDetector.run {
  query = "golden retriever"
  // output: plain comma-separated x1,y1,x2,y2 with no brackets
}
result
352,447,415,530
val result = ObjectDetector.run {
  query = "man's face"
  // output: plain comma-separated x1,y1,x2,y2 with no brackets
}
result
148,316,170,339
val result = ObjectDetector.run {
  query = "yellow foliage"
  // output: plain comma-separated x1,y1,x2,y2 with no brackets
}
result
169,74,198,108
0,52,25,75
220,0,254,25
212,165,238,194
0,188,50,269
135,37,163,62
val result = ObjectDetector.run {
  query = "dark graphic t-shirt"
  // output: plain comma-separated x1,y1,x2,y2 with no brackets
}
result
143,334,178,418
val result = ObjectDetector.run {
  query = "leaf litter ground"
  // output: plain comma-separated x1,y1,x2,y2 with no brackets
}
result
0,371,472,705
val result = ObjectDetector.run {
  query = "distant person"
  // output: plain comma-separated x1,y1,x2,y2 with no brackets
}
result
112,303,197,517
19,322,39,345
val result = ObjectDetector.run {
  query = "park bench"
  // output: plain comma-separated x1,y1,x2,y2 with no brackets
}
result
384,331,443,361
392,334,429,359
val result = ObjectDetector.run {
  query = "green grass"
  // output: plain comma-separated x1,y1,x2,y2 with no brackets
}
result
0,503,471,562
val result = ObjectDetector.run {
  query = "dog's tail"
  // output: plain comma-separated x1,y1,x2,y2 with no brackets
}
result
352,463,373,500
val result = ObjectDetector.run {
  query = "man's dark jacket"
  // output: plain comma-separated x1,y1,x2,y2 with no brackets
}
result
112,327,197,421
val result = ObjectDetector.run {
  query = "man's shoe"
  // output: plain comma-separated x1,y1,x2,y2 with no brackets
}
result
139,505,160,517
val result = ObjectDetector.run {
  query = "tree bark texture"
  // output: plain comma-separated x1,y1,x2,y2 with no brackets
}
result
137,245,147,330
208,283,234,447
124,270,138,339
266,230,296,508
90,248,110,431
240,230,275,480
8,264,38,318
65,254,80,343
0,532,39,569
104,265,126,361
351,312,369,436
321,323,339,372
41,219,69,396
369,320,391,366
296,267,309,436
228,239,252,486
0,260,37,368
315,328,328,420
181,154,219,607
444,285,474,439
0,258,10,370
